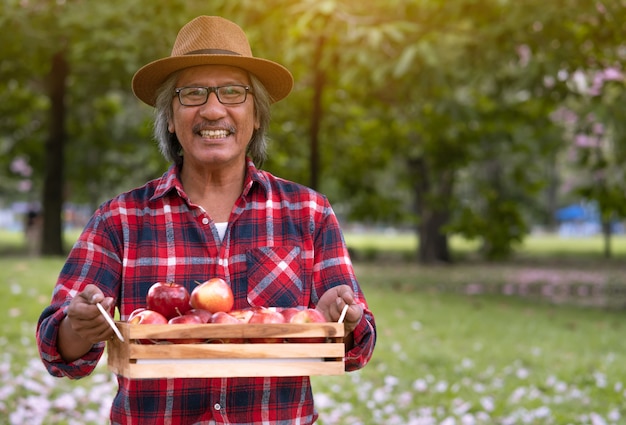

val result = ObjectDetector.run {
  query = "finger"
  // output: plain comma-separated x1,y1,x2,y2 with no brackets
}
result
331,297,345,319
101,296,116,313
82,327,114,344
71,286,112,320
331,297,353,322
92,324,115,343
343,304,363,332
70,315,114,343
345,303,363,323
78,284,106,304
68,310,108,330
67,300,99,322
334,288,357,310
67,299,110,330
333,285,356,305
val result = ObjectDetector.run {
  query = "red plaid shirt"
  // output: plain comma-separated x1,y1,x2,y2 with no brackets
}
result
37,160,376,425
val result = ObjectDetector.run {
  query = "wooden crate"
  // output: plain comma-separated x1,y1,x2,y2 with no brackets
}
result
107,321,345,379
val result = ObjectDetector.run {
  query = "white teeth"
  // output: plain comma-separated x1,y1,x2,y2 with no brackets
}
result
200,129,230,138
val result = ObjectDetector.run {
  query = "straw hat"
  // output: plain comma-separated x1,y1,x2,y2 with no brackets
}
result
132,16,294,106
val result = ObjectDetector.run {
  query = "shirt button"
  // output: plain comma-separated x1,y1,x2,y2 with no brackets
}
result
202,217,209,225
214,403,221,411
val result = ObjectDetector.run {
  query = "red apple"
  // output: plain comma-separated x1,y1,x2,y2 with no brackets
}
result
146,281,191,320
190,278,234,313
169,314,204,324
168,313,206,344
127,309,168,344
248,307,286,343
209,311,251,343
288,308,327,343
289,308,327,324
127,307,147,322
211,311,242,324
128,309,168,325
186,308,213,323
228,309,254,323
280,307,302,322
249,307,286,324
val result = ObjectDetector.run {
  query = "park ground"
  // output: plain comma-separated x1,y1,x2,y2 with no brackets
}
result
2,230,626,424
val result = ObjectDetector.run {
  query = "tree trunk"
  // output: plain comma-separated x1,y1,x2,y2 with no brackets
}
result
418,206,451,264
410,157,453,264
545,151,559,232
41,50,68,256
602,218,612,259
309,34,326,191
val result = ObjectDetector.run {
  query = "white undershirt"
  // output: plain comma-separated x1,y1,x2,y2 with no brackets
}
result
214,222,228,241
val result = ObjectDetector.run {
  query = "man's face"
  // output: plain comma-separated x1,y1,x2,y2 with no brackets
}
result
168,65,259,169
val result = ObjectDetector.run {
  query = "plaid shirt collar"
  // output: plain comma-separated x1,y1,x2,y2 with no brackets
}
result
150,158,269,203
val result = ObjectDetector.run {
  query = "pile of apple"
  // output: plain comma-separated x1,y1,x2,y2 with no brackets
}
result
127,278,327,344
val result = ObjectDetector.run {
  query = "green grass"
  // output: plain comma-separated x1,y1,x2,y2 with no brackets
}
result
343,230,626,261
2,258,62,345
0,230,26,255
3,231,626,423
312,263,626,423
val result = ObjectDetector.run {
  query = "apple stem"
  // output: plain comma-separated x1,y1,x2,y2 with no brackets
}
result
175,307,183,317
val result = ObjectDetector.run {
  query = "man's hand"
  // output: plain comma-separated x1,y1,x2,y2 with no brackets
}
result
65,284,116,344
58,284,116,361
316,285,363,334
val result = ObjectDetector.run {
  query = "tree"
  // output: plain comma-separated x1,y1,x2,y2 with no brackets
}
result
555,68,626,258
282,0,625,262
2,0,189,254
2,0,624,263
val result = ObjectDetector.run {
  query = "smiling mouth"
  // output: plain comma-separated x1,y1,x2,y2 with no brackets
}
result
199,129,231,139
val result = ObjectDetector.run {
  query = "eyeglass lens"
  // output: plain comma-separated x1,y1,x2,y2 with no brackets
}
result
176,85,249,106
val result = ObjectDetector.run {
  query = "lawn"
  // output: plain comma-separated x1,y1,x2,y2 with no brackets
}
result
2,231,626,424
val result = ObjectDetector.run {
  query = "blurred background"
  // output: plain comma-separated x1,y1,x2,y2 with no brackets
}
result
1,0,625,262
2,2,626,423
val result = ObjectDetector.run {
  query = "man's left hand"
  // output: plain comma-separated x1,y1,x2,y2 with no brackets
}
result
316,285,363,334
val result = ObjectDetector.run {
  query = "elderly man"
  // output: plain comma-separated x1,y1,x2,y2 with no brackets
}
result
37,16,376,424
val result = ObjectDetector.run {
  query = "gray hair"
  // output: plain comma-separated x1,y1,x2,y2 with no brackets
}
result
153,71,272,166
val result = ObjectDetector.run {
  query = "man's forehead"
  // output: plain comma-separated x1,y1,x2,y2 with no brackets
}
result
176,64,250,84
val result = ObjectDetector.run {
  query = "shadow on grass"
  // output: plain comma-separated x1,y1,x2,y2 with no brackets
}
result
350,247,626,310
0,244,29,257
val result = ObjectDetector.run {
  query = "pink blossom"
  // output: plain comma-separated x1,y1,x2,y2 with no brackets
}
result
574,134,600,148
10,156,32,177
592,122,605,135
516,44,532,67
550,107,578,125
589,67,624,96
602,67,623,81
18,180,33,192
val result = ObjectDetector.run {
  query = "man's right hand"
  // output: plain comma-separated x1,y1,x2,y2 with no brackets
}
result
58,284,116,361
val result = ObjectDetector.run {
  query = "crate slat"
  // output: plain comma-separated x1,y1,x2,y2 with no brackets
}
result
129,342,344,359
111,359,345,379
106,321,345,378
123,322,343,339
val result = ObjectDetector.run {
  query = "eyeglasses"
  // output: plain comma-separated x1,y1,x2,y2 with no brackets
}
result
174,85,252,106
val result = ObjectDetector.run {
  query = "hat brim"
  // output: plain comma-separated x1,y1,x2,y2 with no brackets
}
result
132,55,294,106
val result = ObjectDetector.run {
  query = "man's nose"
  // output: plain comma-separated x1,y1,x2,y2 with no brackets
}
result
199,92,227,117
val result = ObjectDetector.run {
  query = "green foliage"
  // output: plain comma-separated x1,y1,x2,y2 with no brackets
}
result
0,0,192,206
1,0,625,260
564,77,626,239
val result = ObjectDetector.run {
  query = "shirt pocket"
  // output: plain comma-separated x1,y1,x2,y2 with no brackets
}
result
246,246,304,308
